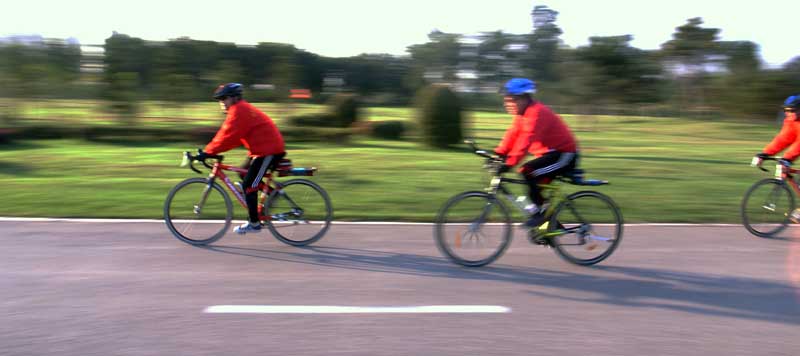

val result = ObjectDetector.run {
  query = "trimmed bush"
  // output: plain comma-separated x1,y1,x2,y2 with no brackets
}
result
326,93,360,127
415,85,463,148
370,120,406,140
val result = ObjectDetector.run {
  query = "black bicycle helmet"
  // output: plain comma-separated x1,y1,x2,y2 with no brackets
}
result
212,83,243,100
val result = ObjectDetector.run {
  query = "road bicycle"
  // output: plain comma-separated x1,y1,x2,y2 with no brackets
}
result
741,156,798,237
164,151,332,246
434,140,623,267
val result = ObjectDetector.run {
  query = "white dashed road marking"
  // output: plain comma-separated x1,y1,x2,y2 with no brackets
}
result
204,305,511,314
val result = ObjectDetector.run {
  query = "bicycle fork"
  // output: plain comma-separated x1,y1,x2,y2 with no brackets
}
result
193,181,216,216
454,198,496,248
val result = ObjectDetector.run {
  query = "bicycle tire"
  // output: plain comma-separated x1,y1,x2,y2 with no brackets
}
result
548,191,623,266
741,178,794,238
434,191,513,267
264,179,332,246
164,177,233,246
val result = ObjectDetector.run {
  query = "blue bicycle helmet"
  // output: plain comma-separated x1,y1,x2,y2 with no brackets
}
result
213,83,243,100
502,78,537,96
783,94,800,109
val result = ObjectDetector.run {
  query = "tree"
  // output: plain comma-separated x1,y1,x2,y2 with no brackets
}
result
406,31,462,90
719,41,761,75
475,31,518,87
660,18,721,111
104,33,154,88
522,5,563,82
576,35,664,105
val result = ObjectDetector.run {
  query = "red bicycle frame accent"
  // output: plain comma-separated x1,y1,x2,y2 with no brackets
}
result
208,161,275,221
777,164,800,195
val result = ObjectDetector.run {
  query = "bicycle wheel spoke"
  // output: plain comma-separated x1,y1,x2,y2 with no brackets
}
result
434,192,512,267
741,179,793,238
264,179,332,246
164,178,232,245
549,192,622,265
587,234,614,242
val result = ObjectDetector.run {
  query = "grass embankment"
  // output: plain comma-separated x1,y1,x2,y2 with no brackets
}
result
0,101,780,222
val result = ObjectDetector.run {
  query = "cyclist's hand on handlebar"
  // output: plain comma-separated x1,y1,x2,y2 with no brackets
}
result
195,148,209,162
779,158,793,167
484,155,504,165
751,153,770,167
497,165,512,174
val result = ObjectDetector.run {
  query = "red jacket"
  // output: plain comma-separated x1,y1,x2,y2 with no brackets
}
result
764,117,800,161
494,102,577,166
204,100,285,157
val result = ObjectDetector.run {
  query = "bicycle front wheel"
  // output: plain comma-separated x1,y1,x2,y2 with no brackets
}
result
548,191,623,266
264,179,332,246
741,178,794,238
434,191,512,267
164,177,233,246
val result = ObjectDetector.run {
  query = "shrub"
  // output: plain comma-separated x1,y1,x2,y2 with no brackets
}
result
370,120,406,140
326,93,360,127
415,85,463,148
0,128,15,144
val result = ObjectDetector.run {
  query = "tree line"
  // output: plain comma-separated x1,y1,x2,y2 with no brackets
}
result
1,6,798,120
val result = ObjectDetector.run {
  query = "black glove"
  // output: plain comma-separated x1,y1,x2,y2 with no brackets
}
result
778,158,792,167
195,148,209,161
498,165,512,174
756,153,770,159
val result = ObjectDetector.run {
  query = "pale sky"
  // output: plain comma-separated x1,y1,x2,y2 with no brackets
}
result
1,0,796,66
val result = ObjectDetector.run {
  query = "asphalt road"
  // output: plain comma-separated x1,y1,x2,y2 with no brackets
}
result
1,221,799,356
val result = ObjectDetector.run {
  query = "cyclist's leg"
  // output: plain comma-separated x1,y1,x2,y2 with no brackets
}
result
521,151,576,227
236,155,274,233
239,156,253,181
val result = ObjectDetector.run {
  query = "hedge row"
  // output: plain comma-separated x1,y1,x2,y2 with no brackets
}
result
0,124,357,145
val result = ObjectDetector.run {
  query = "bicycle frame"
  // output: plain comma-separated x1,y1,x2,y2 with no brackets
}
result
755,157,800,195
191,157,283,222
487,175,585,239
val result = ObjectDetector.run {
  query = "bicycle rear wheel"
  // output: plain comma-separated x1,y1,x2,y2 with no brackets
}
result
548,191,623,266
264,179,332,246
164,177,233,245
741,178,794,238
434,191,512,267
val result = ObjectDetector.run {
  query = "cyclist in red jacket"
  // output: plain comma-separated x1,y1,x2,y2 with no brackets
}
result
754,94,800,220
756,95,800,165
197,83,286,234
494,78,578,228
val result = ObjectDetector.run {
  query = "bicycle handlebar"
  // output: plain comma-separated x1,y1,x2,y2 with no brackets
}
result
464,139,506,176
464,139,495,159
181,150,224,174
752,156,779,172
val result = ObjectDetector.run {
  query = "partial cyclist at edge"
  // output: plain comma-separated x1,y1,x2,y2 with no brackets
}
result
198,83,286,234
753,94,800,221
493,78,579,228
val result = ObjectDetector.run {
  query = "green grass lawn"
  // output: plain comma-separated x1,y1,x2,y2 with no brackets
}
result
0,102,784,222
